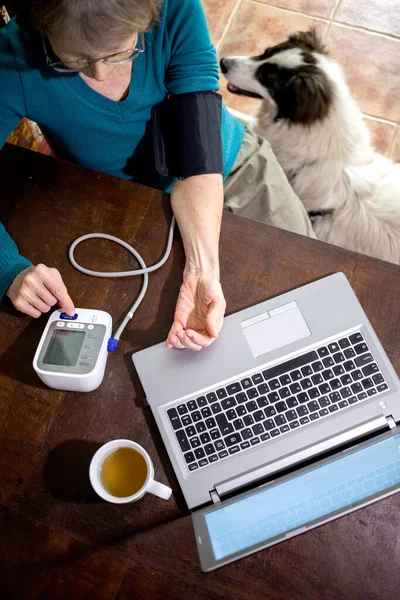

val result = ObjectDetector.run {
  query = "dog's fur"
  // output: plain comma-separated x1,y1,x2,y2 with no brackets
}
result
221,30,400,264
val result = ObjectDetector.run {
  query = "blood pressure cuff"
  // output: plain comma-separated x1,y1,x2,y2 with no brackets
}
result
152,91,223,179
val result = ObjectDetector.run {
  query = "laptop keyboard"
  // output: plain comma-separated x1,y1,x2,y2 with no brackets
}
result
166,332,390,473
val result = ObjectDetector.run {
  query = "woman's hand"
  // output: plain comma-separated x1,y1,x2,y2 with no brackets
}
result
6,264,75,318
166,271,226,351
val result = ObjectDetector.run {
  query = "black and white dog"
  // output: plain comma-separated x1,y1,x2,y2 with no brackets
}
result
221,30,400,264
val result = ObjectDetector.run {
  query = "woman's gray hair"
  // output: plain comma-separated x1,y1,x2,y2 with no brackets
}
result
31,0,163,52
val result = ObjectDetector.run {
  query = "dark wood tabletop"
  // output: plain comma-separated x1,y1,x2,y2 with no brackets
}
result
0,143,399,600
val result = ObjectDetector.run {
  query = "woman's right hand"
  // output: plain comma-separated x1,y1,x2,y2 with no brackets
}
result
6,264,75,318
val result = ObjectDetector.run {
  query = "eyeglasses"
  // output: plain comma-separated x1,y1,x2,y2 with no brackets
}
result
42,32,145,73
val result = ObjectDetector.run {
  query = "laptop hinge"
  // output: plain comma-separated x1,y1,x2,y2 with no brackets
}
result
214,415,392,500
209,490,220,504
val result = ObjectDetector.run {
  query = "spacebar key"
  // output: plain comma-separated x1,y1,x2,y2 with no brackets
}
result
175,429,190,453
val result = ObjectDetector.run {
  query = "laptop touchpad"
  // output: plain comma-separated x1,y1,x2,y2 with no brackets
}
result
241,301,310,358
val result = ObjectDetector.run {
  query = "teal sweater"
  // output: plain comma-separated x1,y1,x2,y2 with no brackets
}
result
0,0,245,299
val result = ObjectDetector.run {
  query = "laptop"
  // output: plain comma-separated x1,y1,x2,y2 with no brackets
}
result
132,272,400,571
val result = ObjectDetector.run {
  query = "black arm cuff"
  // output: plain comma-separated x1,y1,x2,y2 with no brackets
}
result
152,91,223,179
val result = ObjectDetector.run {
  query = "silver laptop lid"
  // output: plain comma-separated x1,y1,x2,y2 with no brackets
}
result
132,273,400,509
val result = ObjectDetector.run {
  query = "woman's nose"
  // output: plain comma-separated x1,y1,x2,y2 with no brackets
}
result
85,61,111,81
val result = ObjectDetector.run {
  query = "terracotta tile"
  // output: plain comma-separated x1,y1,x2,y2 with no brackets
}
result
389,127,400,163
327,25,400,123
363,117,397,156
256,0,336,19
201,0,239,45
218,1,328,114
336,0,400,38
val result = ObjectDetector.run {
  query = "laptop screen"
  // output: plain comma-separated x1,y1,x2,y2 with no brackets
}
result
204,431,400,561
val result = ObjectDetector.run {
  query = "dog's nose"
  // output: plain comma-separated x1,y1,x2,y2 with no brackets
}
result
220,58,229,74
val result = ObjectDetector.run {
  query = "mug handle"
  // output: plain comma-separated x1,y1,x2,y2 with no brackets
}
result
147,478,172,500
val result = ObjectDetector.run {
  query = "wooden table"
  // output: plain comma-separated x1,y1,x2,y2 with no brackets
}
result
1,143,399,600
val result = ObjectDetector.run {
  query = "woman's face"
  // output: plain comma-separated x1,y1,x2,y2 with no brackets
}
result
49,33,138,81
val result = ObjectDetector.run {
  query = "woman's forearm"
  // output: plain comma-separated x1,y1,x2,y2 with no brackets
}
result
170,173,223,279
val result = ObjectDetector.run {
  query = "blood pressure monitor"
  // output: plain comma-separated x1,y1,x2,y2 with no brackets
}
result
33,309,112,392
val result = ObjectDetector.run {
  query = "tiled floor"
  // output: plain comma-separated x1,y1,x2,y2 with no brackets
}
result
202,0,400,160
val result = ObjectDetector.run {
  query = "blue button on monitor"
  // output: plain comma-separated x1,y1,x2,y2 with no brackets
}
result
59,313,78,320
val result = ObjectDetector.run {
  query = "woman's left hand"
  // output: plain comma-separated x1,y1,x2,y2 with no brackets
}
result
166,272,226,351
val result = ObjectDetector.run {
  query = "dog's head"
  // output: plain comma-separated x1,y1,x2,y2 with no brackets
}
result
220,29,334,124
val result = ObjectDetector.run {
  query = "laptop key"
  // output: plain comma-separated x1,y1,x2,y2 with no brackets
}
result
291,370,302,381
264,419,275,432
252,424,264,436
181,415,192,427
300,417,310,425
241,378,253,389
237,405,246,416
348,396,358,404
341,387,352,399
252,373,263,385
329,405,339,413
227,382,242,395
204,444,215,456
275,401,288,413
349,332,363,344
257,396,268,408
225,433,242,447
344,360,356,371
367,388,377,397
355,353,373,368
216,413,234,435
243,415,254,426
318,396,330,408
310,412,320,421
323,357,334,368
167,408,182,430
176,429,190,452
354,342,368,355
195,448,205,459
298,392,309,404
251,437,261,446
192,411,202,422
279,387,290,399
351,384,363,398
200,433,211,445
333,352,345,363
218,450,229,459
201,407,212,418
177,404,188,415
186,426,197,438
362,363,379,376
340,374,353,385
226,409,237,421
286,410,297,422
319,383,331,394
240,441,250,450
312,361,324,373
358,392,368,401
233,418,245,430
214,439,225,451
247,388,259,399
301,366,313,377
197,396,207,407
322,369,334,380
344,348,356,359
330,378,341,390
287,397,299,408
242,428,253,440
307,401,320,413
311,374,323,386
352,369,363,381
257,383,269,395
290,382,302,394
339,337,351,349
261,433,270,441
338,400,349,409
362,377,373,389
308,388,320,399
372,373,384,385
216,388,227,399
206,392,217,403
211,403,222,414
268,391,280,403
206,418,217,429
328,342,340,353
329,392,341,403
246,401,258,412
275,415,286,426
188,463,198,471
377,383,389,392
222,397,237,410
270,429,280,438
187,400,197,411
236,392,248,404
209,454,218,463
296,405,309,416
190,437,201,449
290,420,300,429
184,452,195,464
319,408,329,416
317,346,329,357
254,410,265,422
199,458,209,467
229,446,240,455
269,379,280,390
333,365,345,376
264,406,277,417
280,374,291,386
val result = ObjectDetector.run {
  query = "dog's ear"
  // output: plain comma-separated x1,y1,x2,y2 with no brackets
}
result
287,28,328,55
277,65,333,124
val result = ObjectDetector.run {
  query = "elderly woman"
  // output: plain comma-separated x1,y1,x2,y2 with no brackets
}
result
0,0,314,350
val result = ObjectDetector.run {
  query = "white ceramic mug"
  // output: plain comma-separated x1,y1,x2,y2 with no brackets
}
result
89,439,172,503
